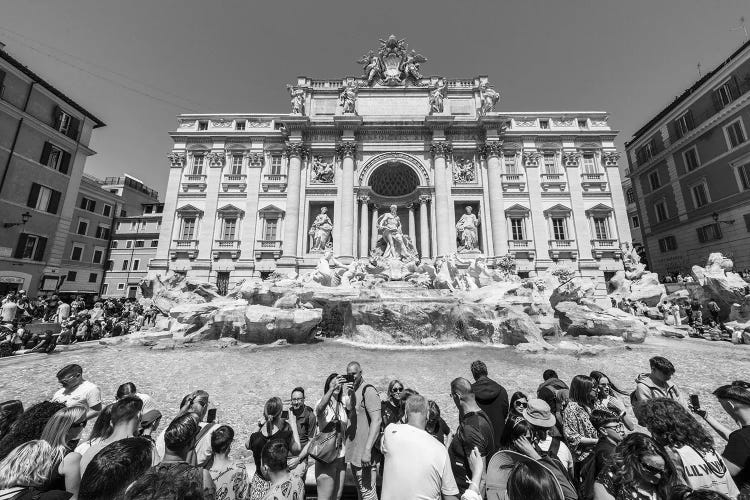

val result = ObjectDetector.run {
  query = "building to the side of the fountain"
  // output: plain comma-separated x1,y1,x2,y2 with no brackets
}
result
149,36,630,305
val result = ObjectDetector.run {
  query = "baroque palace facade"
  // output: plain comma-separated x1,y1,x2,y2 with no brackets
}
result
151,36,629,294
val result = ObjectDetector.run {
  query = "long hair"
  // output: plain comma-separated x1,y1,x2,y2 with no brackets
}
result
0,401,66,461
40,405,87,454
635,398,714,452
86,403,114,443
507,391,528,422
569,375,596,408
590,370,628,396
507,460,563,500
387,379,403,402
609,432,679,499
0,440,59,489
264,397,283,435
0,400,24,441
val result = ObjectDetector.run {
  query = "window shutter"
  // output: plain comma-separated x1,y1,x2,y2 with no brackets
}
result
27,183,41,208
685,111,694,130
67,117,80,140
47,190,61,214
14,233,28,258
40,142,52,166
674,121,683,140
712,90,723,112
59,151,71,175
729,76,740,100
53,106,62,129
34,237,47,261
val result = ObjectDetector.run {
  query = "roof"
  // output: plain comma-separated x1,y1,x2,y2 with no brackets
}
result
626,38,750,147
0,47,106,128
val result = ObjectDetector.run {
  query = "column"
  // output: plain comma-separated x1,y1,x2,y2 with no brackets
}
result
483,141,506,256
371,205,379,249
419,195,431,258
281,143,306,257
336,141,357,257
408,204,416,244
359,195,370,257
430,141,453,256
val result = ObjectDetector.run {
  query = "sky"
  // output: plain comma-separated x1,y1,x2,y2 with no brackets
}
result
2,0,749,197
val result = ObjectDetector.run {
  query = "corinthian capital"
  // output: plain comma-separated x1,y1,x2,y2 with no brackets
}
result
335,141,357,158
207,151,226,167
358,194,370,204
602,151,621,167
418,194,432,205
562,151,582,167
167,151,186,168
522,151,542,167
284,142,310,159
430,141,453,158
479,141,503,159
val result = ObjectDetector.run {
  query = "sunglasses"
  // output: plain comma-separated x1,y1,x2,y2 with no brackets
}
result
515,401,528,408
391,387,403,393
640,461,665,476
71,421,86,429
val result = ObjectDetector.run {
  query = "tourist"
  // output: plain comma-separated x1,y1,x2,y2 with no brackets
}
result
381,380,404,432
78,437,157,500
0,400,23,442
287,386,316,478
380,394,459,499
79,396,146,475
562,375,599,482
507,392,529,424
538,369,569,432
0,401,66,461
123,468,204,500
73,403,112,455
56,299,70,325
590,371,635,431
43,295,58,323
589,410,625,479
470,359,509,453
314,373,350,500
1,294,18,323
448,377,494,495
593,433,679,500
260,440,304,500
669,485,733,500
523,399,574,475
39,405,87,495
0,440,71,499
456,447,484,500
692,301,703,327
155,390,215,467
207,425,249,500
506,459,565,500
671,302,683,326
343,361,382,500
148,414,215,499
632,356,686,412
708,300,721,324
425,400,450,445
246,397,300,500
51,364,102,421
116,382,156,413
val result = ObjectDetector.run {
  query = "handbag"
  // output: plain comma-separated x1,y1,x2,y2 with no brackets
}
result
308,397,343,464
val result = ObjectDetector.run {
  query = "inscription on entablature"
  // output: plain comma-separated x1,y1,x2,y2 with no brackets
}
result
357,130,428,142
305,131,340,142
446,131,481,142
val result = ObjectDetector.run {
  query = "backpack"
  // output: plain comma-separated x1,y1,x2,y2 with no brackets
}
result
186,422,216,468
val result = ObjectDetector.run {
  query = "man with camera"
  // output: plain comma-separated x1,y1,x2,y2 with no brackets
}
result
287,386,317,478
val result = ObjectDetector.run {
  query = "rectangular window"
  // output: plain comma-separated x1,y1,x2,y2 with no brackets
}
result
593,217,609,239
692,184,709,208
132,260,140,271
79,197,96,212
70,245,83,261
92,249,103,264
16,234,45,260
145,205,154,214
510,218,524,240
126,240,132,249
697,223,723,243
77,219,89,236
198,120,208,131
655,201,668,222
102,204,112,217
738,163,750,190
95,225,110,240
66,271,77,282
543,153,558,174
649,171,661,191
503,153,518,174
674,112,694,138
631,215,640,228
264,218,278,240
658,236,678,252
539,120,549,129
57,111,71,134
88,273,98,283
101,284,109,296
270,155,282,175
222,218,237,240
683,148,700,172
231,154,243,175
235,120,246,131
191,155,204,175
636,141,655,164
551,218,567,240
27,183,60,214
180,217,196,240
582,154,597,174
122,260,129,271
106,260,114,271
626,189,635,204
135,240,145,248
150,240,159,247
715,79,737,109
725,119,747,149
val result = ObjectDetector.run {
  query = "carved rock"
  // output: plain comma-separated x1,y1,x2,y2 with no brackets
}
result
554,301,647,343
242,305,322,344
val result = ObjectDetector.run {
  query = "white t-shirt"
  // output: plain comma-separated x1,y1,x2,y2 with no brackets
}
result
538,435,574,472
52,380,102,409
381,422,459,500
315,396,349,459
57,303,71,321
1,301,17,322
673,445,739,497
134,392,156,413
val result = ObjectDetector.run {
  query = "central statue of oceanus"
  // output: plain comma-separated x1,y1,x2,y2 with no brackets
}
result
377,205,418,261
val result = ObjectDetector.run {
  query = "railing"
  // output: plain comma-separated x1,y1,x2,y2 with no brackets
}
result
257,240,282,249
591,239,618,248
502,173,524,181
264,174,287,182
174,239,198,248
581,173,604,181
447,79,474,88
541,173,564,181
215,239,240,248
508,239,532,248
224,174,246,182
548,239,575,249
184,174,206,181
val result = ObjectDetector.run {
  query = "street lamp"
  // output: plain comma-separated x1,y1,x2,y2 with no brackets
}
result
3,211,31,228
712,212,735,225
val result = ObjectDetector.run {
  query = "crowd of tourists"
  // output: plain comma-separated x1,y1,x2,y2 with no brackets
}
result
0,356,748,500
0,292,159,357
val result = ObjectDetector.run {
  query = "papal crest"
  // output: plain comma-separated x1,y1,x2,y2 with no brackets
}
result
356,35,427,87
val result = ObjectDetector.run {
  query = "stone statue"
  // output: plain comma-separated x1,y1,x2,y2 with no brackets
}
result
377,205,417,261
429,81,446,114
311,157,334,183
339,83,358,114
286,85,305,115
356,50,383,85
478,82,500,115
402,50,427,81
452,158,476,183
456,206,480,252
309,207,333,252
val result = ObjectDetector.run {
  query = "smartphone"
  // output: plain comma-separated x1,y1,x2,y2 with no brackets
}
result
690,394,700,410
281,410,289,419
206,408,217,423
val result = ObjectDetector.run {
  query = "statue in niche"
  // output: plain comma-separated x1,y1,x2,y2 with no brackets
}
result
377,205,418,261
339,83,358,114
309,207,333,252
478,81,500,115
286,85,305,115
452,158,476,184
311,156,335,183
456,206,480,252
429,81,446,114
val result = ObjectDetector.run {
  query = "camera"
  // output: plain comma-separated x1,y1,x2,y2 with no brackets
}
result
345,373,355,384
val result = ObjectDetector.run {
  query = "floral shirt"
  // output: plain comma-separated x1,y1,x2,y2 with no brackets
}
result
261,474,305,500
562,401,597,462
209,461,249,500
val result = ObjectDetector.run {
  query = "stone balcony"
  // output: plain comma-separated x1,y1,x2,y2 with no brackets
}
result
507,239,535,259
181,174,207,192
501,173,526,192
169,239,199,259
590,238,622,259
255,239,283,259
262,174,288,193
212,239,241,259
221,174,247,192
540,173,567,192
548,239,578,260
580,172,608,192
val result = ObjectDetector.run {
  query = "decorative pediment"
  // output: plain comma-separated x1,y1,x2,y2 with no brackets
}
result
543,204,572,217
187,145,210,153
585,204,613,217
176,204,204,217
217,204,245,217
258,205,285,219
505,204,531,217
